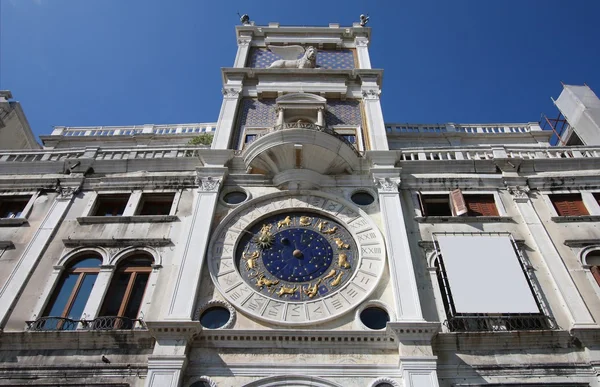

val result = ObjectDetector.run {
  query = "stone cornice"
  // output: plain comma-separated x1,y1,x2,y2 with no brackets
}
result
221,68,383,87
0,330,154,351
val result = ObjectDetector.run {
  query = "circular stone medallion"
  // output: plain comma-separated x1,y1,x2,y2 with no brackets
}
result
208,192,386,326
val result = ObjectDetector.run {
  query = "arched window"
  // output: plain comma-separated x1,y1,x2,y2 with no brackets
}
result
98,254,153,329
586,250,600,287
41,255,102,330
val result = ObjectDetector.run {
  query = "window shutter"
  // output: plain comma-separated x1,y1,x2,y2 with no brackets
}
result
450,189,467,216
591,266,600,288
551,194,589,216
466,195,499,216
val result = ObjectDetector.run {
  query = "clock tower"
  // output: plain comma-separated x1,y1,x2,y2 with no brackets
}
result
150,19,440,387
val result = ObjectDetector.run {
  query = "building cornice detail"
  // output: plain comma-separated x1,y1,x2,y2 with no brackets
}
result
361,89,381,100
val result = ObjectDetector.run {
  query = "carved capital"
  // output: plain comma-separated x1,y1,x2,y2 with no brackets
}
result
56,185,80,201
237,38,251,46
362,89,381,100
196,176,222,192
221,88,241,99
355,38,369,47
374,177,400,193
507,185,530,202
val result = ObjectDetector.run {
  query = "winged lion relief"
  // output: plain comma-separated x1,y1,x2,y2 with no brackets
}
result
267,45,317,69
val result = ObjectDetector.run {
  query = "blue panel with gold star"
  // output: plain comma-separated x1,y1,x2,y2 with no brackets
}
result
235,212,358,302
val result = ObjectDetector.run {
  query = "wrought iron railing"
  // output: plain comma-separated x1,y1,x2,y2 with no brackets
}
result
86,316,145,330
26,316,79,331
248,122,362,157
26,316,145,331
444,314,556,333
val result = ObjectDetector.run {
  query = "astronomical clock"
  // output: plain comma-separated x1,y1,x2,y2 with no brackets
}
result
208,192,386,325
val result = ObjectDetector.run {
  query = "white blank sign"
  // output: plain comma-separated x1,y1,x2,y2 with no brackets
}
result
437,235,539,314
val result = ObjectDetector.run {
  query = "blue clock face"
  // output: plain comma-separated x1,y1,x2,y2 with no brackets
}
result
235,212,358,302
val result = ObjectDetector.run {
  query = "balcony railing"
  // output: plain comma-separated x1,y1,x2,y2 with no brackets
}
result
26,316,146,331
444,314,556,333
249,122,362,157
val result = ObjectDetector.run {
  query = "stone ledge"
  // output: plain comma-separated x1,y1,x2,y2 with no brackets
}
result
433,329,573,351
551,215,600,223
0,240,14,249
0,218,27,227
63,238,172,248
0,330,154,351
77,215,178,224
415,216,513,223
564,239,600,247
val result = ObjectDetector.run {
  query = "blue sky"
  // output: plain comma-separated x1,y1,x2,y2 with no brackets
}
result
1,0,600,140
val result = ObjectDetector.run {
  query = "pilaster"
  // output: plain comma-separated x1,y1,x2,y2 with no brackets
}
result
211,80,243,150
361,75,388,150
164,168,227,320
507,185,597,329
372,168,424,321
355,36,371,69
0,185,78,328
234,33,252,68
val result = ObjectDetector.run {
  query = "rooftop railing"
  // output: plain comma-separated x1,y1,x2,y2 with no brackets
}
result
52,123,217,137
385,122,541,135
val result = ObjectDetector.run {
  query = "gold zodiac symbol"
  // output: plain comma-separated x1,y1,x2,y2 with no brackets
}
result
299,216,312,226
338,253,351,269
277,285,298,297
331,272,343,287
256,223,274,249
254,273,280,290
317,220,327,232
242,251,260,272
322,226,338,235
303,279,321,298
277,216,292,228
322,269,337,280
333,237,349,249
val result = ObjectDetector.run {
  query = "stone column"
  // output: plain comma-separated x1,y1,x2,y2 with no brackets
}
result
508,185,596,329
374,172,424,321
165,170,225,321
276,107,285,126
211,84,242,150
361,78,388,151
355,37,371,69
0,186,78,328
316,107,324,126
233,34,252,68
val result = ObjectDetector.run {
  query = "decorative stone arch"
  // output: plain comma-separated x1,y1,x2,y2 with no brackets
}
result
109,246,162,267
369,377,401,387
186,376,218,387
57,246,109,267
579,245,600,294
242,375,343,387
275,92,327,126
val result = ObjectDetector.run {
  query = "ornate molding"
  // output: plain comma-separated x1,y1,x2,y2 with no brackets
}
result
55,185,80,201
362,89,381,100
194,299,236,329
196,176,222,193
188,376,218,387
355,38,370,47
221,88,241,99
369,377,400,387
374,177,400,193
237,37,252,46
507,185,530,202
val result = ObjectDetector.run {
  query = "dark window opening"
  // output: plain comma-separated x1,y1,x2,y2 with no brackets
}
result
550,193,588,216
0,195,30,219
137,193,175,216
98,255,153,329
244,134,257,144
41,256,101,330
92,194,130,216
421,195,452,216
223,191,248,205
359,307,390,330
200,306,231,329
351,191,375,206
